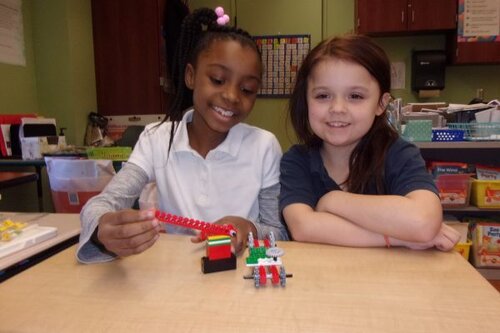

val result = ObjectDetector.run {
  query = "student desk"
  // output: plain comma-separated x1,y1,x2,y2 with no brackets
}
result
0,231,499,332
0,159,45,211
0,212,80,279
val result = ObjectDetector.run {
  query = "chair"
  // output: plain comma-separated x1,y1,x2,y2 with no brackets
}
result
115,125,145,148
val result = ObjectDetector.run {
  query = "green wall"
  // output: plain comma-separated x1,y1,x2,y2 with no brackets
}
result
31,0,96,145
0,0,95,146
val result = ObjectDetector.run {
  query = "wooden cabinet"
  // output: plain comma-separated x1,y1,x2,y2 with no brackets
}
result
91,0,170,116
447,35,500,65
355,0,457,35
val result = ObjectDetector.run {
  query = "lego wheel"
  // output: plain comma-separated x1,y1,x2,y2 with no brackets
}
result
253,267,260,288
279,266,286,287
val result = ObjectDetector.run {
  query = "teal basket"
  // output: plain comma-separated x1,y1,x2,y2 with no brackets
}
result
402,120,432,142
448,123,500,141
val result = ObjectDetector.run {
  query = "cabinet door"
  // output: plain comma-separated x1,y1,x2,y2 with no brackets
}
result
91,0,168,116
356,0,408,34
409,0,457,31
447,35,500,65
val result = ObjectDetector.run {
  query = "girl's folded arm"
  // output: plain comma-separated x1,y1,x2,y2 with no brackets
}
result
283,202,387,246
316,189,442,243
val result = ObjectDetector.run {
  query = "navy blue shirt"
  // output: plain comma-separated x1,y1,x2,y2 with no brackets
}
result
279,138,438,211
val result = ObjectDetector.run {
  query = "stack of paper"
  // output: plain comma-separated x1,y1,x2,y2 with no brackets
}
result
0,224,57,259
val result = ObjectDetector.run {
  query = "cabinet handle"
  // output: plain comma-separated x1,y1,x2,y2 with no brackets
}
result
401,10,405,23
411,10,415,23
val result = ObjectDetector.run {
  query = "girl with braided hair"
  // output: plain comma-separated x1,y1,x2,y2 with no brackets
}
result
77,8,286,264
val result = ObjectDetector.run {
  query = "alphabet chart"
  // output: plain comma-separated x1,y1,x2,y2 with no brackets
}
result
254,35,310,97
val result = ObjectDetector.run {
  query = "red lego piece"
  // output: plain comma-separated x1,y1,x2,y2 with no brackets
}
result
263,238,271,248
155,210,236,240
259,266,267,285
207,243,232,260
270,265,279,285
155,210,237,274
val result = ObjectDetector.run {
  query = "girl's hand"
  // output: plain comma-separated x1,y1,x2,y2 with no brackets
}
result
96,208,162,257
190,216,257,254
396,223,461,251
429,223,461,251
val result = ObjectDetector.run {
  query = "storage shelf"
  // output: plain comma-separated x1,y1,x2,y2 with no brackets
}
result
415,141,500,149
416,138,500,282
417,141,500,165
444,206,500,213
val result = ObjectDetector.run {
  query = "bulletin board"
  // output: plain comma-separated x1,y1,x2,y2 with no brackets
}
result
254,34,310,98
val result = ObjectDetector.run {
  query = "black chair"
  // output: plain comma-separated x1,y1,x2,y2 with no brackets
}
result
115,125,145,148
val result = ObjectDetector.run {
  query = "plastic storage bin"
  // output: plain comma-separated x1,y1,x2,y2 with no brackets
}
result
435,174,472,208
431,128,465,142
447,122,500,141
471,179,500,208
45,158,115,213
402,120,432,142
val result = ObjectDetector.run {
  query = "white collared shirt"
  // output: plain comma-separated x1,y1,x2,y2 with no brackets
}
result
128,109,282,226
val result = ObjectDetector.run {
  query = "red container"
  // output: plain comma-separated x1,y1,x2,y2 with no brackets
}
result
50,190,101,213
435,174,472,208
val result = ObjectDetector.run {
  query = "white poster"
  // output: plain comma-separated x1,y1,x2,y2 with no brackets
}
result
390,62,405,90
0,0,25,66
463,0,500,37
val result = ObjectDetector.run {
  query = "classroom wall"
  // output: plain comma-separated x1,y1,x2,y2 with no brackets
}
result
0,0,96,213
1,0,499,150
192,0,500,150
31,0,96,145
0,0,95,146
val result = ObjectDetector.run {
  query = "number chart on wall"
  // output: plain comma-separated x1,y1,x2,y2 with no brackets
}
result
254,35,310,98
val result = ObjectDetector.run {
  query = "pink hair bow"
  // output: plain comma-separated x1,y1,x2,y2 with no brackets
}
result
215,6,230,25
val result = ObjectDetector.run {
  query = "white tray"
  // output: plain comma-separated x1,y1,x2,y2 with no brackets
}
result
0,224,57,259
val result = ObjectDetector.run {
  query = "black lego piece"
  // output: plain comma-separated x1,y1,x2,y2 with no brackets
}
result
201,253,236,274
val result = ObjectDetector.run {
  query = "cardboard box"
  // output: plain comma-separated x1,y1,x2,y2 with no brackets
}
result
470,222,500,268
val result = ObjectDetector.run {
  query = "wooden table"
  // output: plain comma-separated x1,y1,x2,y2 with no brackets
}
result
1,231,499,333
0,212,80,274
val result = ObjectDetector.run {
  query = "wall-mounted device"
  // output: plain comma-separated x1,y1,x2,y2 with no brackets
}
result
411,50,446,92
